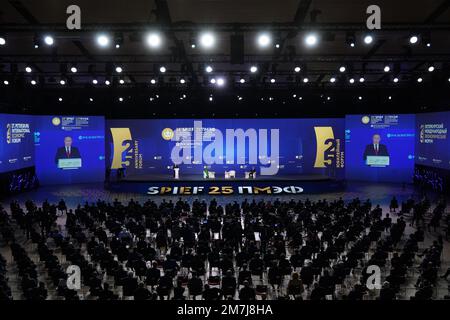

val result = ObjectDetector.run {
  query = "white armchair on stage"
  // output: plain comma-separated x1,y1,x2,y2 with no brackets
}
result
224,170,236,179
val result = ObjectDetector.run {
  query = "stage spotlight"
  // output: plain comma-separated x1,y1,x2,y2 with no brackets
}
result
384,65,390,72
25,66,32,73
409,35,418,44
330,77,336,83
359,77,365,83
217,78,225,86
180,78,186,84
0,37,5,46
3,80,9,85
92,79,98,85
417,77,423,83
205,65,213,73
210,78,216,84
199,32,215,49
294,66,301,73
304,33,318,47
428,65,435,72
363,34,373,44
150,79,156,84
159,66,166,73
30,80,37,85
44,35,54,46
146,32,162,48
393,77,399,83
239,78,246,84
270,78,276,83
339,66,346,73
119,79,125,84
115,66,123,73
257,33,272,48
303,77,309,83
250,66,258,73
59,80,66,85
70,66,77,73
349,78,355,84
97,34,110,47
105,80,111,86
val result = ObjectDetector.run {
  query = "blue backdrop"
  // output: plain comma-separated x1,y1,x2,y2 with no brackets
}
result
0,114,34,173
415,111,450,170
345,114,415,182
34,116,105,185
106,118,345,179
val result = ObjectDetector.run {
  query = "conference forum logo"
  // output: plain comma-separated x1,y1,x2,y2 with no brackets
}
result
110,128,133,169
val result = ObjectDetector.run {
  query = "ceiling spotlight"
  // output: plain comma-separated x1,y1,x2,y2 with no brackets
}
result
89,98,94,102
115,66,123,73
275,43,280,48
58,97,63,102
250,66,258,73
209,96,213,101
92,79,98,85
349,78,355,84
3,80,9,85
384,65,390,72
150,79,156,84
393,77,399,83
388,96,392,100
426,42,431,47
199,32,216,49
339,66,346,73
44,35,54,46
96,34,110,47
359,77,365,83
294,66,301,73
239,78,246,84
59,80,66,85
350,42,355,47
327,96,331,101
210,78,216,84
180,78,186,84
217,78,225,86
159,66,166,73
304,33,318,47
358,96,363,100
25,66,32,73
118,97,123,102
303,77,309,83
417,77,423,83
330,77,336,83
409,35,418,44
115,44,120,49
105,80,111,85
257,33,272,48
30,80,36,85
270,78,276,83
0,37,6,46
363,35,373,44
70,66,78,73
205,65,213,73
146,32,162,48
119,79,125,84
428,66,435,72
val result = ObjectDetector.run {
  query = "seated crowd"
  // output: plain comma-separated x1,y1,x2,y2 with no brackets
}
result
0,194,448,300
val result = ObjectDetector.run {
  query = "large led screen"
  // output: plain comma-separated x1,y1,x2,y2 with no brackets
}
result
345,114,415,182
106,118,345,179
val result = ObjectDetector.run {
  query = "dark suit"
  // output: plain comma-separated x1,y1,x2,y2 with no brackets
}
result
363,144,388,160
55,146,81,163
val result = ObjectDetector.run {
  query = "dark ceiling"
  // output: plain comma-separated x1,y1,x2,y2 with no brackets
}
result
0,0,450,117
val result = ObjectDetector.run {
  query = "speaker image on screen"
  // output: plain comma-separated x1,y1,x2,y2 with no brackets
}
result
230,34,244,64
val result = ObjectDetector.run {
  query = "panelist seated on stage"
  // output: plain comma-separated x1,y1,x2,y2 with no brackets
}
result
363,134,389,161
245,167,257,179
203,167,215,179
55,136,81,164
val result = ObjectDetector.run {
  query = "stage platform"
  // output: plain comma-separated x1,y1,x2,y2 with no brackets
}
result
121,173,332,183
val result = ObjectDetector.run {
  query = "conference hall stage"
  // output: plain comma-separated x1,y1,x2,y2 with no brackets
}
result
106,173,345,195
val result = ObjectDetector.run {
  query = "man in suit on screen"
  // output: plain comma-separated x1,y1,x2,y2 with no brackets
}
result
363,133,389,160
55,136,81,163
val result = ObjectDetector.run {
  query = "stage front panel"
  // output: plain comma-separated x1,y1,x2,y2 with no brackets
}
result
106,118,345,179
